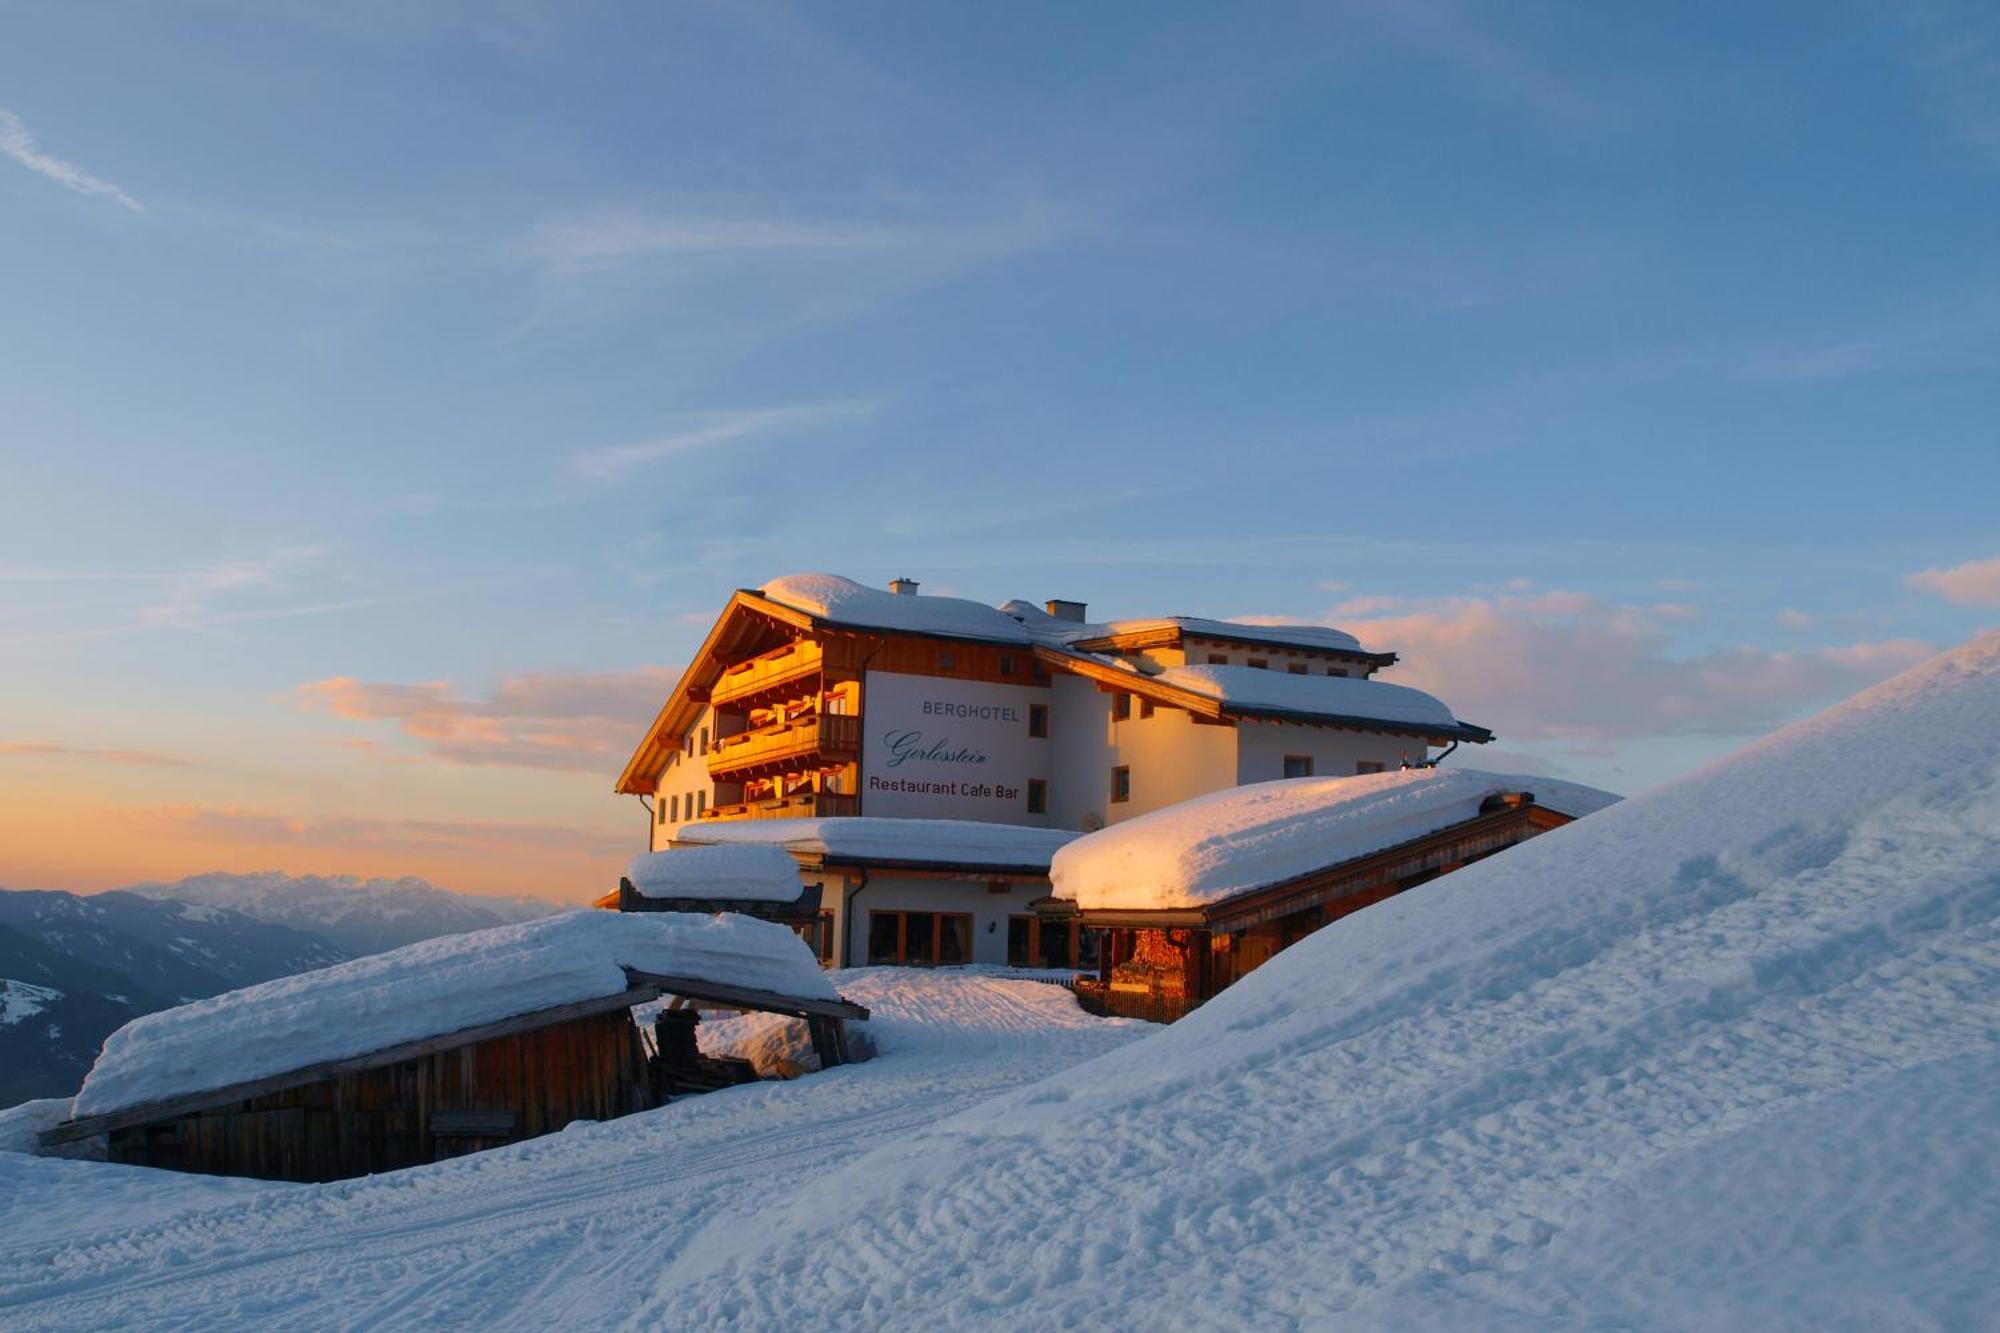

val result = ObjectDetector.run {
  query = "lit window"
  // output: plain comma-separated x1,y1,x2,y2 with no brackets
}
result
1356,761,1386,775
1112,694,1131,721
1027,778,1048,814
1283,755,1314,779
1029,704,1049,738
1111,766,1131,803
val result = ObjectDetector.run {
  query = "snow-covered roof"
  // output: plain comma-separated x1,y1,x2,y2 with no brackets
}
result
760,573,1032,645
669,816,1080,871
72,910,835,1119
625,845,804,902
1102,616,1365,654
1155,664,1478,734
996,601,1369,657
1052,767,1621,910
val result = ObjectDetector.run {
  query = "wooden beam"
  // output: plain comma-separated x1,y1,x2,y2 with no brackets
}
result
620,968,870,1022
42,986,662,1146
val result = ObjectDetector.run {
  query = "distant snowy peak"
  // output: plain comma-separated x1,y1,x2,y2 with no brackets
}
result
128,872,560,957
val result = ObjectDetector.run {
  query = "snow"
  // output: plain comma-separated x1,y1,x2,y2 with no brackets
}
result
622,630,2000,1328
625,845,803,902
997,601,1365,655
70,910,836,1120
1106,615,1364,653
761,573,1032,645
5,634,1997,1330
1052,767,1622,910
1157,662,1471,730
1,978,60,1026
0,970,1144,1330
668,815,1080,869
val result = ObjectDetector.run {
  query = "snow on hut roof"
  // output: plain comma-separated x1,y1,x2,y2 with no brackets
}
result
626,845,804,902
72,910,835,1119
759,573,1032,645
1051,767,1621,910
1154,663,1475,733
669,816,1080,871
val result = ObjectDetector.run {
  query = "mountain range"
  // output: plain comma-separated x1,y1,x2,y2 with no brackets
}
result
0,873,563,1109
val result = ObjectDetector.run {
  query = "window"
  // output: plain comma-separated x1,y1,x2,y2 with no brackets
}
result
939,650,956,671
700,726,710,755
1288,663,1308,675
1000,654,1015,675
1207,653,1229,665
685,733,694,757
1027,778,1047,814
1112,694,1132,721
868,911,974,965
1326,667,1348,677
1008,916,1087,969
696,790,707,814
668,794,680,823
1283,755,1314,779
1356,760,1386,775
1028,704,1049,738
793,910,837,965
1111,765,1131,803
1247,658,1269,671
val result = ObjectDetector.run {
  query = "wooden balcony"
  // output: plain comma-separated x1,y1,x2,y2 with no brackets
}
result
706,713,860,779
710,641,823,710
702,792,861,823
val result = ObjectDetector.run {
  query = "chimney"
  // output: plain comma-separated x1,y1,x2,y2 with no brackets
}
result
889,577,920,596
1045,599,1087,623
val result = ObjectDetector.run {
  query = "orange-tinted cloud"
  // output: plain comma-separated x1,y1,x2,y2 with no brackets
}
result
1907,554,2000,609
295,666,678,772
0,740,192,767
1323,591,1932,748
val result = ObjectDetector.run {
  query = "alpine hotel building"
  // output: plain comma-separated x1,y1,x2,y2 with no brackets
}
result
614,574,1493,971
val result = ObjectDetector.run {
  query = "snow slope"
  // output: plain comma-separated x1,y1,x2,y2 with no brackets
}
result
627,631,2000,1328
74,910,833,1118
1053,767,1620,909
0,971,1144,1330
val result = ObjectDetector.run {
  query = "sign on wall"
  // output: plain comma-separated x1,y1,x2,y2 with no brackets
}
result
860,671,1047,822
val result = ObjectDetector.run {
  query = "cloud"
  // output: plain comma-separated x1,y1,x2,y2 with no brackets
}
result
1907,553,2000,608
1320,590,1932,747
296,666,678,772
569,402,878,479
1778,608,1816,632
0,108,143,212
1893,0,2000,166
0,740,191,768
127,804,627,858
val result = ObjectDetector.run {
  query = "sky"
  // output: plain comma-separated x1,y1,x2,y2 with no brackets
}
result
2,0,1996,903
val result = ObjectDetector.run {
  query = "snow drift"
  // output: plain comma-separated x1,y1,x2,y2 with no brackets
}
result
647,632,2000,1329
72,910,834,1119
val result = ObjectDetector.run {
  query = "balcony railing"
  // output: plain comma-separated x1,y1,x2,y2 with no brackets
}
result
711,641,823,709
707,713,860,778
702,792,861,823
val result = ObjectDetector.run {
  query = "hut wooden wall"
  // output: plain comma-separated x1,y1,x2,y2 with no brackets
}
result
106,1008,651,1183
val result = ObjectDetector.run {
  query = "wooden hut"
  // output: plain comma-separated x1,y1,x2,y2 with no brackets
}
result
1046,773,1618,1023
41,915,868,1183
